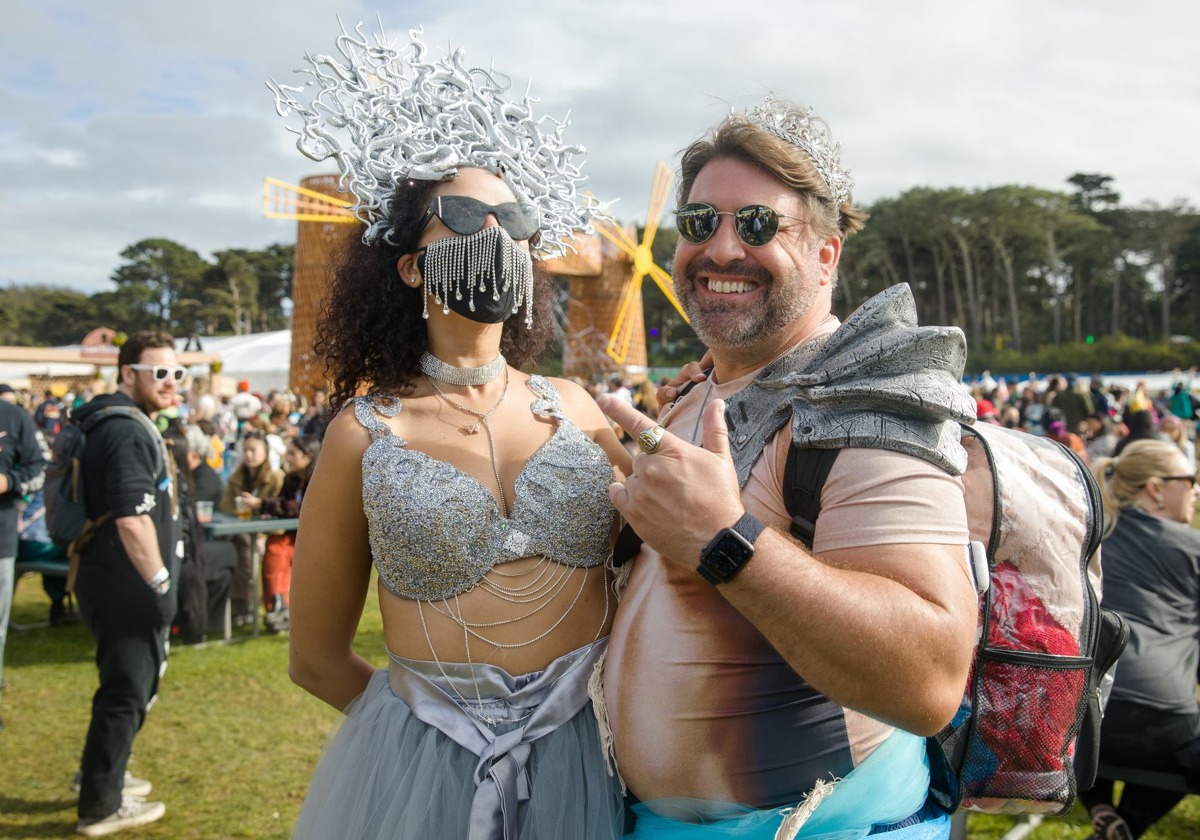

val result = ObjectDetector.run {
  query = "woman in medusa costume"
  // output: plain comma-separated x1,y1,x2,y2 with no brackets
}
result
269,23,631,840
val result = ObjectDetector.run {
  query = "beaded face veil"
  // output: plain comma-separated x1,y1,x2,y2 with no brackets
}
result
268,22,599,258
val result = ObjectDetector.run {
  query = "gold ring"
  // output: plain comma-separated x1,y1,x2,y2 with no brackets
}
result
637,425,666,455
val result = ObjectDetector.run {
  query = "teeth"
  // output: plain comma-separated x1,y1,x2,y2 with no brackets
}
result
705,279,754,294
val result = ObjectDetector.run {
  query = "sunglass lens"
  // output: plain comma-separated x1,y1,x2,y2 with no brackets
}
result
676,204,717,244
734,206,779,246
496,203,539,241
436,196,487,236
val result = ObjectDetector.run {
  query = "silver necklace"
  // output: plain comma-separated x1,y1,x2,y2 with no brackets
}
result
419,351,506,386
690,378,717,444
425,369,510,515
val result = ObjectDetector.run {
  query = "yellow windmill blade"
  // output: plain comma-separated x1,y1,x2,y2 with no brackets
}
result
602,161,689,363
647,262,688,322
641,160,674,245
605,274,646,365
592,216,639,259
263,177,357,223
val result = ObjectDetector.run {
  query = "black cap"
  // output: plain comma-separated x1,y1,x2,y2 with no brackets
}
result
0,383,15,395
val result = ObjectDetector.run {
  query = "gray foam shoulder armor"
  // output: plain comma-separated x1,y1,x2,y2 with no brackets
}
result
723,283,977,488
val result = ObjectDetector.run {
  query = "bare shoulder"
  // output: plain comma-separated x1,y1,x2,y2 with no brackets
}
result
311,403,374,477
543,376,632,478
545,376,603,420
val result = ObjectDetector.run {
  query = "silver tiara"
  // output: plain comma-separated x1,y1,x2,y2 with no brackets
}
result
268,22,598,256
741,94,854,206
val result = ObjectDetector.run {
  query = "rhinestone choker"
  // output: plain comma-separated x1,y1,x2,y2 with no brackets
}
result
419,351,506,386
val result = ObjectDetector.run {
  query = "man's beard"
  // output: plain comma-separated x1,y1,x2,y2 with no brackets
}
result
676,257,817,351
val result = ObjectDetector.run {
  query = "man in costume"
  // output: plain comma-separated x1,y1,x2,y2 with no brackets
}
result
600,98,979,839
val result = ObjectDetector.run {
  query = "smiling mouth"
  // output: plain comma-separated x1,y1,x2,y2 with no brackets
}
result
704,279,757,294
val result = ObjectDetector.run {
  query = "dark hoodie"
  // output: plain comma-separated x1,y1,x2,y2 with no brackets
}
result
72,392,180,619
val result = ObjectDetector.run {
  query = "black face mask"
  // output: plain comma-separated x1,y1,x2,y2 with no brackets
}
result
416,226,534,326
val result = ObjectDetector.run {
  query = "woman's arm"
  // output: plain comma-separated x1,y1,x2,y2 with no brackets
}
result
217,470,241,514
288,408,377,711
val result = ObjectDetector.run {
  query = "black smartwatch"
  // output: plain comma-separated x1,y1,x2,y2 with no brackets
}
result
697,513,765,585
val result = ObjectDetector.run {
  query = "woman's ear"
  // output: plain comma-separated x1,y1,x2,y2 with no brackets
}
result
395,254,422,288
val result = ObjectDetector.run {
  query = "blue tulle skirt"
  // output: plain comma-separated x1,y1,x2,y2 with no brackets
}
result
293,642,623,840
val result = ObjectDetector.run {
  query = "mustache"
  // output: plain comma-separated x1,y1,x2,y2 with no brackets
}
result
681,258,773,286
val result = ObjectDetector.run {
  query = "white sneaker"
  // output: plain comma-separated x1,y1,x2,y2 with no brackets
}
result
70,771,153,797
76,796,165,836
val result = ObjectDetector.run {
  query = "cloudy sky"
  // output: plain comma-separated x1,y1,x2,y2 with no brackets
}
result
2,0,1197,294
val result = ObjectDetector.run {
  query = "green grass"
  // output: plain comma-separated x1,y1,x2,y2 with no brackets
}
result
2,575,385,839
2,574,1197,839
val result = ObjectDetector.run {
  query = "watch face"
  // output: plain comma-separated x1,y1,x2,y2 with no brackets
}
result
707,532,754,580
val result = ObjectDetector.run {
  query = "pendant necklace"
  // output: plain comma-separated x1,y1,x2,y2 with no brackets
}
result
689,345,797,444
425,368,511,516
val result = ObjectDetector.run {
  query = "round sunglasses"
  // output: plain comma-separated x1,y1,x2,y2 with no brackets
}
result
421,195,540,242
674,202,802,247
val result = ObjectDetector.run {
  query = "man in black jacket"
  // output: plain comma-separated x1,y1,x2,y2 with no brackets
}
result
0,393,47,732
73,331,181,836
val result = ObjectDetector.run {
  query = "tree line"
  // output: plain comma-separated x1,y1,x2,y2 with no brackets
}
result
640,173,1200,372
4,173,1199,373
0,240,294,346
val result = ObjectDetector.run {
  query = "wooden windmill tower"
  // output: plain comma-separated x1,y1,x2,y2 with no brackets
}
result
263,176,357,399
590,161,687,369
545,161,688,381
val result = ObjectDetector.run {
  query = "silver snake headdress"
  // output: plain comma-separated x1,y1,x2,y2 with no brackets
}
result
268,22,599,256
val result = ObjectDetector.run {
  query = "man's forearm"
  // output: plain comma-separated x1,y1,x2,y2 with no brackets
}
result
718,531,977,735
115,514,166,582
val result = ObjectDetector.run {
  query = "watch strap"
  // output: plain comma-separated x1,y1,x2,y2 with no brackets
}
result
730,511,765,545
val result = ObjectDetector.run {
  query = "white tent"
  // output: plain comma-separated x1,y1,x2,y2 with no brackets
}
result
182,330,292,395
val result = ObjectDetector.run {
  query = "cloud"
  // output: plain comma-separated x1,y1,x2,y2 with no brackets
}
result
2,0,1198,294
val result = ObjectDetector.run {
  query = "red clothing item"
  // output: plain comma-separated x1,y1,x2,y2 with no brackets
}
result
261,533,294,608
978,562,1083,775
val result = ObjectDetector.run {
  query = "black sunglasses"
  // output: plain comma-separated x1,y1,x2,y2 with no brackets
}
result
127,364,185,383
674,202,802,247
1161,474,1197,487
421,195,539,242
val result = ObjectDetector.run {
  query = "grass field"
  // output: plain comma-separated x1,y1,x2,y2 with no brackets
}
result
2,573,1196,839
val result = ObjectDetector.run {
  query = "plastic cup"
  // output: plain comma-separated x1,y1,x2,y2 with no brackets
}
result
196,501,213,523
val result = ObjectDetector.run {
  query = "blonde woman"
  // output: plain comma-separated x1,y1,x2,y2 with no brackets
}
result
1083,440,1200,839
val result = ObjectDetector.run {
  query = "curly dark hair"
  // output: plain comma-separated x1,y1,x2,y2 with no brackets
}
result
314,177,556,409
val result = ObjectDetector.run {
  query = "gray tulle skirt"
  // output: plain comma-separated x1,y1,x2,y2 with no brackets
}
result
292,640,623,840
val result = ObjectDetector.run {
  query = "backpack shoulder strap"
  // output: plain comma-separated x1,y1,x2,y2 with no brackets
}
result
78,405,141,433
783,446,842,549
78,406,167,476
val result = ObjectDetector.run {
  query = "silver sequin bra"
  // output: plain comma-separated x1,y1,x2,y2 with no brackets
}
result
353,376,616,601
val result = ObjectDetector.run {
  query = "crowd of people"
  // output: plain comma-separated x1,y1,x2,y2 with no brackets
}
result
4,377,328,638
968,370,1200,470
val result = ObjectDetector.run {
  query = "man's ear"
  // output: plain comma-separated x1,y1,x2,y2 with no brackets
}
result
395,255,422,288
817,236,842,286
